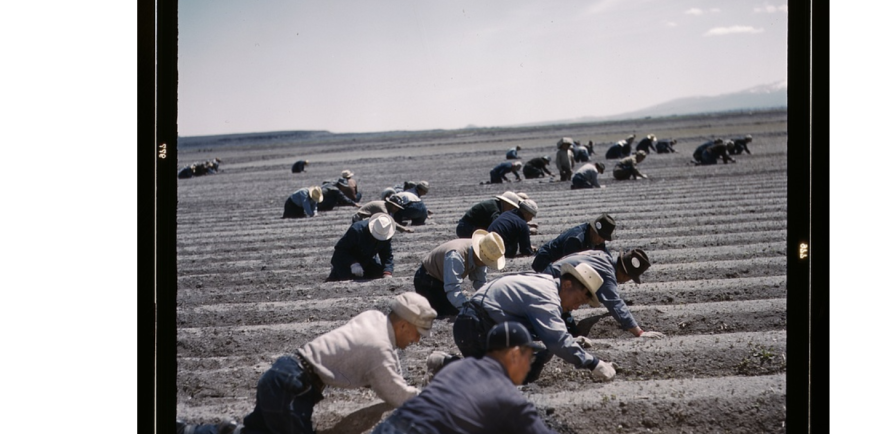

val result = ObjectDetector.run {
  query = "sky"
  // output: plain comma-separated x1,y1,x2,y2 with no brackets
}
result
178,0,788,137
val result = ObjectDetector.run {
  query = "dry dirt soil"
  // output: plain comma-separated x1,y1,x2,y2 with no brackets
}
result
174,109,788,433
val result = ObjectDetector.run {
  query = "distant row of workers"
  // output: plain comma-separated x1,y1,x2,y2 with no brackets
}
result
177,158,222,179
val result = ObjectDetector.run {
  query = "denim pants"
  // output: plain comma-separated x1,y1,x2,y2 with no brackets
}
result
397,201,428,225
453,311,553,384
327,256,385,281
489,170,503,184
700,150,718,165
453,310,491,359
370,413,428,434
241,356,323,434
282,198,305,218
571,172,592,189
412,266,459,317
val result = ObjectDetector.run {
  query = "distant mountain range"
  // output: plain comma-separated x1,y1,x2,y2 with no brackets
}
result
181,81,786,143
509,81,787,128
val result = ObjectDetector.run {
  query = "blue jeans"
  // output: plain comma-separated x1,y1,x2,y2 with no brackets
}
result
371,413,428,434
453,309,552,384
327,256,385,281
241,356,323,434
700,150,718,165
397,201,428,225
412,266,459,317
571,172,593,189
282,198,305,218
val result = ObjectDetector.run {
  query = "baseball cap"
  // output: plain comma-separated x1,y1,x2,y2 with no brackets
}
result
486,322,542,352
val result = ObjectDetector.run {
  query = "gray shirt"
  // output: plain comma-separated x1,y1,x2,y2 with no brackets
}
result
470,273,598,369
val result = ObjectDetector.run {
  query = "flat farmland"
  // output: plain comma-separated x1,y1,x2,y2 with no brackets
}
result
174,109,788,433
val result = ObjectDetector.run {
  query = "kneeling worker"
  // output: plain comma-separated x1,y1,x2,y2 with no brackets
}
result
326,213,396,281
241,292,437,434
413,230,506,317
179,293,438,434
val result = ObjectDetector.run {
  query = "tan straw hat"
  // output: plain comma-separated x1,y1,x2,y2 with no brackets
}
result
309,186,323,203
561,262,604,307
472,229,506,271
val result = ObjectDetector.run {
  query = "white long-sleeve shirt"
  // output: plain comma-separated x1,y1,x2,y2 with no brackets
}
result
299,310,418,407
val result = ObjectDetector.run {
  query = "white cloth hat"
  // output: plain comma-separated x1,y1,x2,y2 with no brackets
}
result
472,229,506,271
368,213,395,241
519,199,538,217
391,292,437,337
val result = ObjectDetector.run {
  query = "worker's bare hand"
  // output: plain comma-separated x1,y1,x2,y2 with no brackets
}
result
574,336,593,348
640,331,665,339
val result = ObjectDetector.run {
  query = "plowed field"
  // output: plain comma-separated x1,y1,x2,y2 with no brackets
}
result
175,109,788,433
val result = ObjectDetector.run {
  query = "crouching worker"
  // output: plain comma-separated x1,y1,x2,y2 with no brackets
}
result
282,186,323,218
241,292,437,434
570,162,605,189
612,151,648,180
413,230,506,317
542,249,666,339
445,263,617,384
326,213,395,281
372,322,559,434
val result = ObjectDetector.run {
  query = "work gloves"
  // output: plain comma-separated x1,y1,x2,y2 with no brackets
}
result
640,331,666,339
591,360,616,381
350,263,364,277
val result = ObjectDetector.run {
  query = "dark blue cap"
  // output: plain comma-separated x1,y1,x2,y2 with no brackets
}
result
486,322,543,352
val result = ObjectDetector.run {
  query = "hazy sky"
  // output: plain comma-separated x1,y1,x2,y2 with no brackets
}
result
178,0,788,136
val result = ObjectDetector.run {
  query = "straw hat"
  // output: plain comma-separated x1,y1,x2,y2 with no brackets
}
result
309,186,323,203
341,170,354,179
472,230,506,271
495,191,521,208
561,262,604,307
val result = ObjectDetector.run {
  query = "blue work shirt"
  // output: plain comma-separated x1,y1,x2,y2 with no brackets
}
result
289,188,318,217
330,220,394,274
487,209,533,258
531,223,608,272
385,356,558,434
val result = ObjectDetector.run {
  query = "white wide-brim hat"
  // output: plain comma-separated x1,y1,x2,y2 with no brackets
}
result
368,213,395,241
